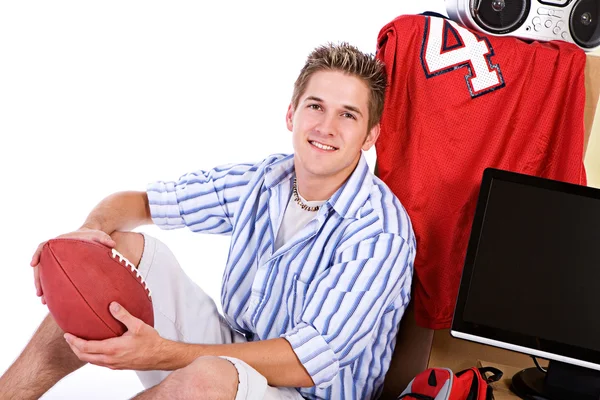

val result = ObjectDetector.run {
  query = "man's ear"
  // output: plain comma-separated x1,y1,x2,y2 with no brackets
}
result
286,104,294,132
362,123,381,151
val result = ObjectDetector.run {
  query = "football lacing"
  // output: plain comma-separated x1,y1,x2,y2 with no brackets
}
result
111,248,152,298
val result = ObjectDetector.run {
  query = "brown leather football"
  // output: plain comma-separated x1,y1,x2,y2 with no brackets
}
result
39,238,154,340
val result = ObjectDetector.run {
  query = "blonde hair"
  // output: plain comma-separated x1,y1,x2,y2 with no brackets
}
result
291,42,387,131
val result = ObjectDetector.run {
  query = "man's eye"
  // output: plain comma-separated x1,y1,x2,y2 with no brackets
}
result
342,112,356,120
308,104,322,110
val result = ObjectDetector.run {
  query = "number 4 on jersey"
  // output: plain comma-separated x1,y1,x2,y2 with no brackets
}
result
421,17,505,98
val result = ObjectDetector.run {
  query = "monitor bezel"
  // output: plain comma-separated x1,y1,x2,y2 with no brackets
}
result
450,167,600,371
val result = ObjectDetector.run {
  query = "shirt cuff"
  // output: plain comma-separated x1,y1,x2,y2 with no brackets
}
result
146,181,185,229
283,322,340,388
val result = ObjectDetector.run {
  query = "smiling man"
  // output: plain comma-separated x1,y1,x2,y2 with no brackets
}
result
0,43,416,400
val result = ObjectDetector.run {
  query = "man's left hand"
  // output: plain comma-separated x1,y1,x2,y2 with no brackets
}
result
64,301,165,371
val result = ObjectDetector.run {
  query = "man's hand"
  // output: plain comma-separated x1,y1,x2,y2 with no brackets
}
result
64,302,165,371
66,302,314,386
31,227,116,304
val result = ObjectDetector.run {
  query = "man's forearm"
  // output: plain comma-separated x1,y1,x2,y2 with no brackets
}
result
82,191,152,234
158,337,315,388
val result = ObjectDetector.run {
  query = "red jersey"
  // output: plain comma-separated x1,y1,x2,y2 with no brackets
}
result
375,13,587,329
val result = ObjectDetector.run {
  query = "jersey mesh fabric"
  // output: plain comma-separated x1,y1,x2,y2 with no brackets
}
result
375,13,587,329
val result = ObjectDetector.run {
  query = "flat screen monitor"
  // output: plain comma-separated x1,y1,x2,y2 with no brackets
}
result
451,167,600,399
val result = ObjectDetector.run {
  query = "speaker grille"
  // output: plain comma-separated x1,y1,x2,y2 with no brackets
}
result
472,0,530,33
570,0,600,49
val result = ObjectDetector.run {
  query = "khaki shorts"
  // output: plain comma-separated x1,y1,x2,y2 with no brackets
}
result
135,233,303,400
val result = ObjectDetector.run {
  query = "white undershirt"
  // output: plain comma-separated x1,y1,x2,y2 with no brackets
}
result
274,191,326,252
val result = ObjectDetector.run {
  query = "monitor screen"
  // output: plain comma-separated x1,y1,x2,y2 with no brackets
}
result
451,168,600,371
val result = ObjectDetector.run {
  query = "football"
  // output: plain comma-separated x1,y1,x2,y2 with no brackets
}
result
38,238,154,340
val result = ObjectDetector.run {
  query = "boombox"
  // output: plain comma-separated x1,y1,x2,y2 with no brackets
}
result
446,0,600,52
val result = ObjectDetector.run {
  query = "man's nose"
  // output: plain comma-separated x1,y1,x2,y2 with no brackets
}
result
316,112,337,136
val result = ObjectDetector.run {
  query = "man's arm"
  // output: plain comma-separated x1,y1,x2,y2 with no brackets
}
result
81,190,153,234
30,191,153,302
31,190,152,265
158,338,314,388
66,313,314,389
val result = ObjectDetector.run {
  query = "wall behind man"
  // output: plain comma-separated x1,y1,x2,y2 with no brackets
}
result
584,48,600,188
0,2,447,399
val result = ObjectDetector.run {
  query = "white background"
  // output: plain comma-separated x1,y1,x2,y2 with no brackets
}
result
0,1,448,398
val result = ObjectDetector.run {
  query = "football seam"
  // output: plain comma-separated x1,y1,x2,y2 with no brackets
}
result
47,245,120,337
109,249,152,302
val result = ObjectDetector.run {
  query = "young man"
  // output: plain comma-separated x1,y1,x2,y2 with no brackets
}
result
0,43,415,400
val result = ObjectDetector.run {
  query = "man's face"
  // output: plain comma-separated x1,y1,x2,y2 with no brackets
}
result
287,70,379,187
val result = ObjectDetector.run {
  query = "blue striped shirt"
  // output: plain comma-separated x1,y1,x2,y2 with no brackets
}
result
147,153,416,399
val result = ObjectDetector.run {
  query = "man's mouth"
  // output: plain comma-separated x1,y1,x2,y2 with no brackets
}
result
309,140,338,151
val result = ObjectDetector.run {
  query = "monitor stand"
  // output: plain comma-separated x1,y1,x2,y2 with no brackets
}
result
511,361,600,400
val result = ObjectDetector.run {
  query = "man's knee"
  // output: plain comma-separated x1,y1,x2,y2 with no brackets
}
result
163,356,238,399
110,231,144,268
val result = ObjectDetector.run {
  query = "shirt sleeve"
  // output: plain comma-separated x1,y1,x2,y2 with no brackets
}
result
283,233,415,388
146,161,259,234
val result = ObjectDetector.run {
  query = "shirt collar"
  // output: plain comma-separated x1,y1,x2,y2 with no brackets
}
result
264,152,373,220
326,153,372,219
264,154,295,189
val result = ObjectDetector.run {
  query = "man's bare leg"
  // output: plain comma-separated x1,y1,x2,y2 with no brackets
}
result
0,314,86,400
131,356,238,400
0,231,145,400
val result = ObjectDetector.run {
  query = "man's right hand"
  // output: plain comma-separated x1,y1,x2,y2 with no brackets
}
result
31,227,117,305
